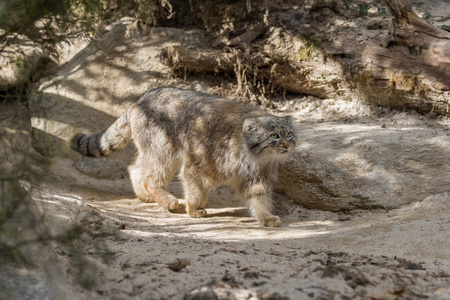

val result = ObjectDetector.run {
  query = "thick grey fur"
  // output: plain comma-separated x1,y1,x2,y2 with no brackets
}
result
71,87,296,226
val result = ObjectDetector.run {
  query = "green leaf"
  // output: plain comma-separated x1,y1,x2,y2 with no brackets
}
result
358,3,368,15
441,25,450,31
378,7,387,17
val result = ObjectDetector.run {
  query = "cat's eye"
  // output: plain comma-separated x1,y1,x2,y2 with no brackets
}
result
286,132,293,139
270,133,280,140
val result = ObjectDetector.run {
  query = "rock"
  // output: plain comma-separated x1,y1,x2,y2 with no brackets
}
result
256,290,290,300
0,35,43,91
277,121,450,210
168,259,190,272
183,287,218,300
433,286,450,300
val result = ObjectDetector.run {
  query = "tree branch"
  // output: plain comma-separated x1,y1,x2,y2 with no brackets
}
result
382,0,450,39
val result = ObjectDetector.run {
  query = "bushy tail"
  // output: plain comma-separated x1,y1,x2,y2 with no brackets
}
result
71,112,131,157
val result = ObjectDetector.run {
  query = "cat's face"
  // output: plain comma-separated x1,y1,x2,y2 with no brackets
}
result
243,116,296,160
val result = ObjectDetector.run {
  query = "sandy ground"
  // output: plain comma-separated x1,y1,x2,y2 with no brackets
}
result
32,132,450,299
37,179,450,300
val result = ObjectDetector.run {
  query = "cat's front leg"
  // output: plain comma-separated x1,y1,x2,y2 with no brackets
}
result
245,182,281,227
251,200,281,227
183,176,209,218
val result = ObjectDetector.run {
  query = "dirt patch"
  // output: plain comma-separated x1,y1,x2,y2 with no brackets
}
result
33,173,450,299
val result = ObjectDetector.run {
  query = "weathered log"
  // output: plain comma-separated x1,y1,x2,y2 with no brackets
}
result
358,0,450,114
161,46,234,74
161,45,343,99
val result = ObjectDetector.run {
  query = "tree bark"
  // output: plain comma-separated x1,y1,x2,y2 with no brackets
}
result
361,0,450,114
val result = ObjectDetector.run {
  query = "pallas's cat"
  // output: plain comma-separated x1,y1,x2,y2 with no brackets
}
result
71,87,296,226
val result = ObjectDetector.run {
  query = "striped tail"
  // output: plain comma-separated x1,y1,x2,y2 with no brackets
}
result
71,112,131,157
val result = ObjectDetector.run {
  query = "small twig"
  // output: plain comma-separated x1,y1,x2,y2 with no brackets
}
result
0,180,4,208
0,113,14,122
0,135,9,161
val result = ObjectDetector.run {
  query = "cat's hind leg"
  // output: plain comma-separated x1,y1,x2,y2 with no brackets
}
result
131,153,181,211
129,159,152,203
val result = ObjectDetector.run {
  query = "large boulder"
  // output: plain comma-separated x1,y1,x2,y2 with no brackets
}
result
277,115,450,210
29,23,450,211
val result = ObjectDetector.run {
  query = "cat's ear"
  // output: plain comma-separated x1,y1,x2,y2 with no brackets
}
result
283,116,293,123
243,118,261,132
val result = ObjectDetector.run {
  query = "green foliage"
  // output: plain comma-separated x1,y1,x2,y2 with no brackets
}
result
0,125,115,290
0,139,49,268
0,0,181,59
377,7,387,17
290,30,329,63
14,57,25,69
291,42,317,63
441,25,450,31
423,12,431,19
358,3,369,15
0,0,107,58
126,0,173,26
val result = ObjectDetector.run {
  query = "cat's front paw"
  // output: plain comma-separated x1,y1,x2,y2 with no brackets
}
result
188,208,207,218
168,199,179,212
261,215,281,227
